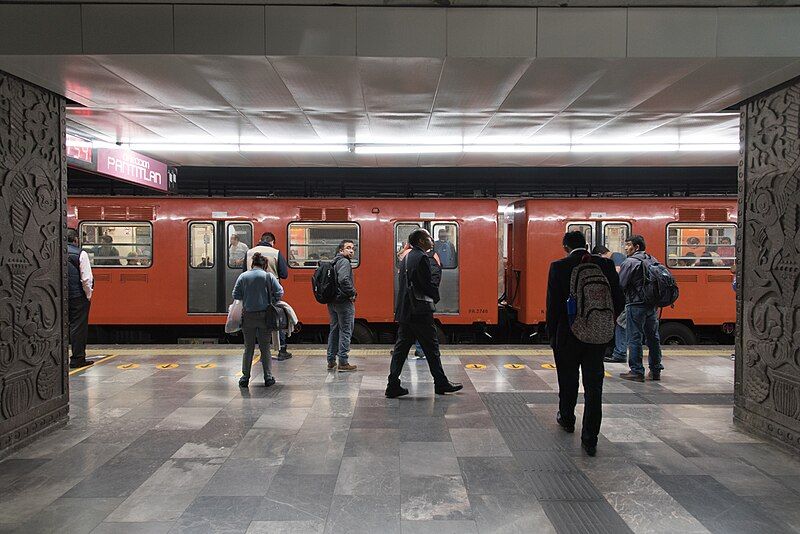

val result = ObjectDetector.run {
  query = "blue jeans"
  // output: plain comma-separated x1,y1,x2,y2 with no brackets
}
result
626,304,664,375
327,301,355,364
611,323,627,361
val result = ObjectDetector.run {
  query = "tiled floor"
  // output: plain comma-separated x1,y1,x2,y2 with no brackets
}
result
1,345,799,533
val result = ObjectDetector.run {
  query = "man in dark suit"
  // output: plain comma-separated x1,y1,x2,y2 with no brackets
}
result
386,228,463,398
546,231,624,456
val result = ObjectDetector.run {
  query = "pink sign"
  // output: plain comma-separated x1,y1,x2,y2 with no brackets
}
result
97,148,168,192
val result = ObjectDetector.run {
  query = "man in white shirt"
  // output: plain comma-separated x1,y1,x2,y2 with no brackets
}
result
228,234,248,267
67,229,94,368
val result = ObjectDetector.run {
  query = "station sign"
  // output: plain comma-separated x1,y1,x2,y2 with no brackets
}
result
66,134,172,193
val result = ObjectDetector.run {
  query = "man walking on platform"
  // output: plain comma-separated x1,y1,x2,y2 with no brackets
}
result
386,228,462,398
546,231,624,456
67,229,94,369
245,231,292,360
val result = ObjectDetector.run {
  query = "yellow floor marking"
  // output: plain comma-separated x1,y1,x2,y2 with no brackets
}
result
541,363,557,369
116,363,140,370
196,363,217,369
68,353,118,376
503,363,526,370
604,371,612,378
156,363,179,369
465,363,486,370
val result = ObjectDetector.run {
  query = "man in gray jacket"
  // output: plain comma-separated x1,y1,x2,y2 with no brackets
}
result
327,240,358,372
618,235,664,382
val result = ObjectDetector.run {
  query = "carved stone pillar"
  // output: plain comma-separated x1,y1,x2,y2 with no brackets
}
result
0,70,68,456
735,78,800,453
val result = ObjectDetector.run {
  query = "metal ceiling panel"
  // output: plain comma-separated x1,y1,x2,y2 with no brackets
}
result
427,112,495,141
181,56,300,111
478,113,554,141
365,113,432,142
176,110,265,141
68,109,162,142
529,113,619,143
564,58,707,113
304,111,371,142
92,55,233,110
241,111,320,142
432,58,532,113
118,109,215,140
270,57,365,113
499,58,612,113
358,57,442,114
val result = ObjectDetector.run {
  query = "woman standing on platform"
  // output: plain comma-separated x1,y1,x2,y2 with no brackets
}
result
232,252,283,388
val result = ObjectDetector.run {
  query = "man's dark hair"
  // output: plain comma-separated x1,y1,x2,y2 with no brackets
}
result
261,232,275,244
626,235,646,252
408,229,430,248
101,235,113,244
591,245,610,255
67,228,79,244
338,239,354,252
562,231,586,251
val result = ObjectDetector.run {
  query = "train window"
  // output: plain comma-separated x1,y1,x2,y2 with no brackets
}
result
227,223,252,268
666,223,736,268
79,222,152,267
602,222,631,267
288,222,360,268
566,223,593,249
189,223,215,268
431,223,458,269
395,223,422,267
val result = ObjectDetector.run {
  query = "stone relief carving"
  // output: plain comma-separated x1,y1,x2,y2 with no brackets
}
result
738,80,800,451
0,70,67,453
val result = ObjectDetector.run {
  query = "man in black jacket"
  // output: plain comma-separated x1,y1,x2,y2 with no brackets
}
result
386,229,462,398
546,231,625,456
327,240,358,372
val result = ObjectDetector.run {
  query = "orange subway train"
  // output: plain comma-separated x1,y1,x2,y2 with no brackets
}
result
67,196,736,344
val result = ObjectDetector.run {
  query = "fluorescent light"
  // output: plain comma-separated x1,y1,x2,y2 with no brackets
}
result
464,145,569,153
571,144,679,153
678,143,739,152
130,144,239,152
355,145,462,155
240,144,349,153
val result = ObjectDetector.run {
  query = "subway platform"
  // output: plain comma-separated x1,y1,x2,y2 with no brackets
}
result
1,346,799,534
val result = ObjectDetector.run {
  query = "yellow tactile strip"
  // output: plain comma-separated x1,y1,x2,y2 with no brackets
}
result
85,345,731,358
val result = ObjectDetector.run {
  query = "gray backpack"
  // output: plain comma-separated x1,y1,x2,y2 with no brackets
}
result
568,256,615,344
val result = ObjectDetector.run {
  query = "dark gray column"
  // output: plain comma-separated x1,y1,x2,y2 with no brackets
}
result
0,70,69,456
735,78,800,453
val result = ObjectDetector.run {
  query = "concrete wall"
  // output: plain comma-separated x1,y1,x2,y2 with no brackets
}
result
0,70,69,456
735,76,800,453
1,5,800,57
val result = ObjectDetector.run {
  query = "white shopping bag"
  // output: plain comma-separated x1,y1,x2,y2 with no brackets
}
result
225,300,243,333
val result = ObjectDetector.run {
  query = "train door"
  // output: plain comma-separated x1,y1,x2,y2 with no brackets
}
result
566,220,630,266
393,221,460,315
187,220,253,313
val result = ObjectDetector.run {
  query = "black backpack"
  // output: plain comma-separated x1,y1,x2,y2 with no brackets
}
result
311,258,339,304
640,257,679,308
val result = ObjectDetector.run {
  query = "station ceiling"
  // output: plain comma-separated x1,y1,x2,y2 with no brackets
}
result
2,55,798,167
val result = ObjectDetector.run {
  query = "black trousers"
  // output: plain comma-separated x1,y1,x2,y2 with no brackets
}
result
388,319,448,388
69,296,91,362
553,334,605,447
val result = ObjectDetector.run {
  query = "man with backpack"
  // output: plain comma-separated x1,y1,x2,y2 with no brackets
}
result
618,235,675,382
546,231,624,456
320,240,358,372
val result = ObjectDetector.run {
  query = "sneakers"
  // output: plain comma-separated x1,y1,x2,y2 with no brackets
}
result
556,412,575,433
238,376,249,388
647,370,661,381
327,361,337,371
276,350,292,361
264,376,276,387
385,385,409,398
69,359,93,369
337,363,358,372
603,355,626,363
434,382,463,395
619,372,645,382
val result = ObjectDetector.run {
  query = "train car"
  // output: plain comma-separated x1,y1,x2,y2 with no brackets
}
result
506,198,737,344
67,197,500,342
